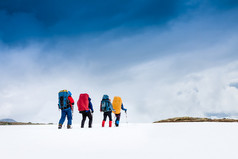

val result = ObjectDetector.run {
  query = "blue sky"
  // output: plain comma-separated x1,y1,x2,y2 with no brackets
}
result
1,0,238,123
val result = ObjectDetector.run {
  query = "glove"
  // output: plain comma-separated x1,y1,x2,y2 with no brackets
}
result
91,110,94,113
125,109,127,113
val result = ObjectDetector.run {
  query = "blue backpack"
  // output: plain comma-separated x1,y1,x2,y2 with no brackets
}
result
101,95,112,112
58,90,70,109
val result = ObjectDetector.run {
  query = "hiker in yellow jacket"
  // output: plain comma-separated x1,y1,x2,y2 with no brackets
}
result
112,96,127,127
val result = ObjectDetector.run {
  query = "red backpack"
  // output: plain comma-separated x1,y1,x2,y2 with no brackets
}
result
77,93,89,112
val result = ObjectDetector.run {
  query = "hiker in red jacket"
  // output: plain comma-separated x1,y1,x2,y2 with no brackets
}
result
77,93,94,128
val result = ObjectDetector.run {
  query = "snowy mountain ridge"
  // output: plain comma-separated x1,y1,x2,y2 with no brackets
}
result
0,118,16,122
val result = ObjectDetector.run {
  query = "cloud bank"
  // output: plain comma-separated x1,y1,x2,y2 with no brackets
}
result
0,0,238,123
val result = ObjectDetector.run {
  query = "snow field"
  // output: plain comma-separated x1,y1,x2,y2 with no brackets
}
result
0,123,237,159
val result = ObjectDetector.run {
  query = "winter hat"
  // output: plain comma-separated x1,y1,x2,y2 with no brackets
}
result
103,94,109,100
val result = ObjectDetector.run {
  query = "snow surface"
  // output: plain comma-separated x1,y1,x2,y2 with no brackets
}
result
0,123,237,159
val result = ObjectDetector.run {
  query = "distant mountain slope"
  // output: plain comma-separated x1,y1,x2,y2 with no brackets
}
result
0,118,16,122
154,117,238,123
0,119,52,125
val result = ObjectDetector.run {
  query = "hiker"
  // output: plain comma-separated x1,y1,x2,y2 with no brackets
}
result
112,96,127,127
77,93,94,128
100,95,115,127
58,90,74,129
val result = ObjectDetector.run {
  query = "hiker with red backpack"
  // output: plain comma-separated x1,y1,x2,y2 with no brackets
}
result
58,90,75,129
77,93,94,128
112,96,127,127
100,95,115,127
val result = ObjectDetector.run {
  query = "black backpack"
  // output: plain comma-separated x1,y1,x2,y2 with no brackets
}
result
58,90,70,109
101,95,112,112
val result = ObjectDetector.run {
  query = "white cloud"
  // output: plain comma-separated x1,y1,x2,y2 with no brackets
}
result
119,59,238,121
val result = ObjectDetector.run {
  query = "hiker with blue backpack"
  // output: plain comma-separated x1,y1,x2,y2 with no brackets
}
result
100,95,115,127
112,96,127,127
58,90,75,129
77,93,94,128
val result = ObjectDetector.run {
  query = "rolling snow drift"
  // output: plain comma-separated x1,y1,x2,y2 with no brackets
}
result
0,123,237,159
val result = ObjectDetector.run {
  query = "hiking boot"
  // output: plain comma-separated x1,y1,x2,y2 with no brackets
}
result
109,121,112,127
115,120,119,127
67,125,72,129
102,120,105,127
58,124,62,129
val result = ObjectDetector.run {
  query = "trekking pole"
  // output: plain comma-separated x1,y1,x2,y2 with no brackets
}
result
71,105,74,120
125,111,128,124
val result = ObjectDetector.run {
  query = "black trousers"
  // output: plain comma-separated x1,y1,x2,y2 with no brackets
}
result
103,111,112,121
81,111,93,128
115,113,121,127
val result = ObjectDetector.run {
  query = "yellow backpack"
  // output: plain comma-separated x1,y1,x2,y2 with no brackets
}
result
112,96,122,114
